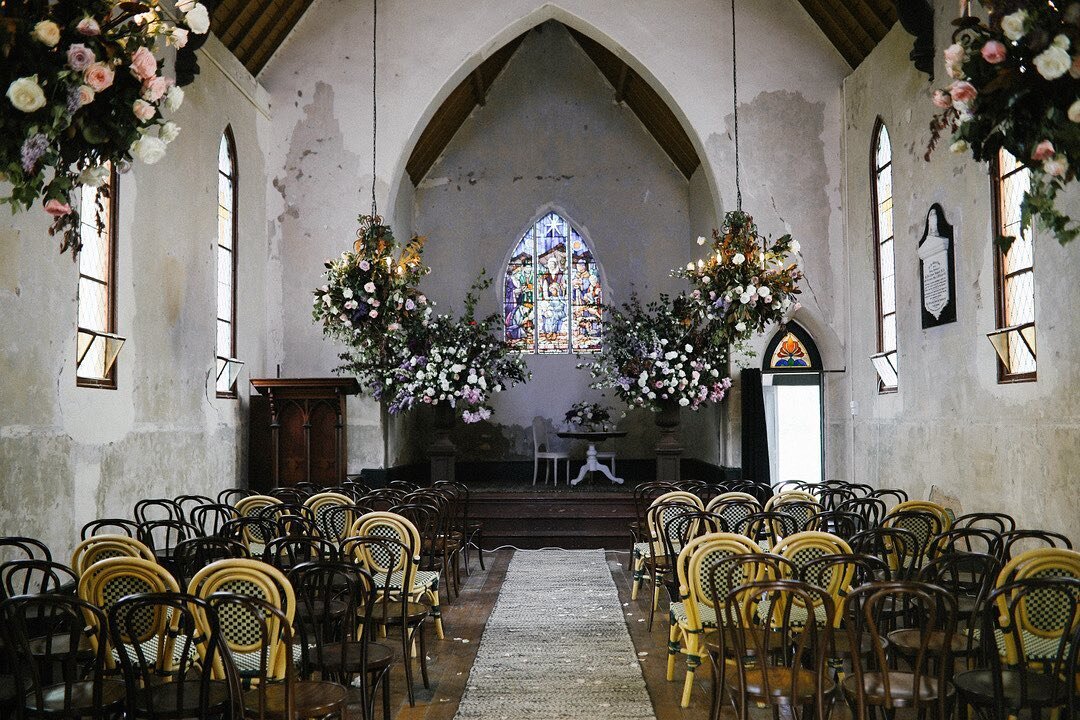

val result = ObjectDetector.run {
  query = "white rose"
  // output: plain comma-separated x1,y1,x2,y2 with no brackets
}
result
1001,10,1027,41
678,398,690,407
6,76,46,113
131,134,168,164
342,287,353,299
735,321,747,333
159,121,181,144
1034,44,1071,80
1044,155,1069,177
32,20,61,47
791,240,801,253
363,282,376,293
1070,100,1080,123
78,165,109,187
685,262,695,271
164,86,185,112
950,139,969,154
758,286,771,297
732,253,745,265
740,292,752,304
684,343,693,352
184,3,211,34
1053,34,1070,51
696,236,706,245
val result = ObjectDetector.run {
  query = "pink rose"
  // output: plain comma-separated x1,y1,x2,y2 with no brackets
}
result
132,99,155,121
77,85,95,107
76,18,100,36
142,76,168,102
932,89,952,109
66,44,95,71
981,40,1007,64
1032,140,1055,161
84,62,114,92
949,80,977,104
129,46,157,81
44,199,72,217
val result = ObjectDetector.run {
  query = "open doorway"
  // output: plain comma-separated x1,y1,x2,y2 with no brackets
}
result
762,323,824,486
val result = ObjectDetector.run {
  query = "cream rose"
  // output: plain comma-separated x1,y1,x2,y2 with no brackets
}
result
32,20,61,47
6,76,46,113
1069,99,1080,123
163,85,184,112
159,121,181,144
1001,10,1027,41
1044,155,1069,177
1034,44,1071,80
950,139,970,154
77,85,95,107
133,99,155,121
184,3,210,34
131,134,168,164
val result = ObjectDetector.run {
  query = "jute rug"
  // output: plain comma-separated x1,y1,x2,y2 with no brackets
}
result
454,549,656,719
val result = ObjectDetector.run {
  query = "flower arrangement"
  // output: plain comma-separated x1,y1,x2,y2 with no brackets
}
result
673,210,803,354
927,1,1080,245
313,214,432,399
564,401,613,431
1,0,209,254
381,273,530,423
581,294,732,412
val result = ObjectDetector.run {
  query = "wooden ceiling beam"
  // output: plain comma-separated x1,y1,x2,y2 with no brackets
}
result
795,0,865,66
246,0,313,74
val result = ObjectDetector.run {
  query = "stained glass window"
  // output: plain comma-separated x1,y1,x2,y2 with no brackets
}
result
216,130,238,396
993,149,1036,379
871,121,898,391
770,333,812,368
504,212,602,354
76,164,117,388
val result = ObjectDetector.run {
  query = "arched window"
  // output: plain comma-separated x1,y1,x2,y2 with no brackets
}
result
503,212,602,354
762,323,824,484
215,129,239,397
76,164,119,388
990,149,1036,381
870,120,898,392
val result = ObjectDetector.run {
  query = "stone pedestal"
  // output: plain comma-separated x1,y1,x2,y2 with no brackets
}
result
655,400,683,483
429,402,457,485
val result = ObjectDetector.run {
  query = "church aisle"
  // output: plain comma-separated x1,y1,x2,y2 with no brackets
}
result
454,549,656,720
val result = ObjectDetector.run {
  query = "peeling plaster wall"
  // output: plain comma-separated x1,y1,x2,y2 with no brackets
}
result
0,38,271,559
843,16,1080,536
261,0,850,474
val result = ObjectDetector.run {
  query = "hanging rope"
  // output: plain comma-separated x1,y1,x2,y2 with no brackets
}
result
370,0,378,218
730,0,742,212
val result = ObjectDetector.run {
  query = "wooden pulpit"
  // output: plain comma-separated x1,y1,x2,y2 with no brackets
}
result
249,377,361,491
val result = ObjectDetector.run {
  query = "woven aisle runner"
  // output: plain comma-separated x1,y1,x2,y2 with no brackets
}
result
455,549,656,720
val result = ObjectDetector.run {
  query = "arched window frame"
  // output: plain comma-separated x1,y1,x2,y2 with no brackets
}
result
870,119,898,393
216,127,239,398
990,149,1037,383
501,210,604,355
76,164,120,389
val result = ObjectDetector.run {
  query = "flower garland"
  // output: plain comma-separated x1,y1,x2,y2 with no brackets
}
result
381,273,530,423
927,1,1080,245
564,401,613,431
1,0,209,255
581,294,732,412
673,210,803,354
312,214,432,400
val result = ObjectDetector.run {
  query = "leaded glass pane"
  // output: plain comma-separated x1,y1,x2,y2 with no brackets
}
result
217,319,231,358
78,337,106,380
569,229,602,353
875,125,891,170
996,150,1036,376
219,134,232,175
1005,270,1035,325
504,231,535,350
78,278,107,332
770,333,812,368
218,176,233,215
882,313,897,353
536,299,569,354
873,124,898,389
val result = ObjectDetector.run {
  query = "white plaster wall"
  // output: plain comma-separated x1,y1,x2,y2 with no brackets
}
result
843,11,1080,536
261,0,850,473
0,37,272,560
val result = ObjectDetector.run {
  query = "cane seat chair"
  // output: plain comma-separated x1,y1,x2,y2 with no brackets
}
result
988,548,1080,664
71,534,156,576
704,493,761,535
234,494,283,520
764,490,818,508
218,517,280,555
188,558,297,680
668,532,762,708
304,492,355,539
638,501,703,619
207,593,348,720
632,491,704,603
849,527,920,581
0,594,124,719
719,580,837,720
954,578,1080,718
108,592,236,719
742,511,800,550
881,509,945,576
766,498,823,543
349,512,444,640
888,499,953,531
842,581,957,720
627,481,678,572
766,531,852,628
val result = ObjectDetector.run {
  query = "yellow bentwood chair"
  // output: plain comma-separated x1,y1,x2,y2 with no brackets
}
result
71,534,156,576
991,548,1080,665
632,491,704,604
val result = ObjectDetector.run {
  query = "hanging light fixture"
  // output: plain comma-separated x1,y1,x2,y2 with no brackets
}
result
728,0,744,216
368,0,379,219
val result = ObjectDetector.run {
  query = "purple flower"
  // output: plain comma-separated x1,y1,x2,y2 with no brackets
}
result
20,133,48,174
66,44,95,71
65,85,83,115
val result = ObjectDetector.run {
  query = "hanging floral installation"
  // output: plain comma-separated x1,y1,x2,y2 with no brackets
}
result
927,1,1080,245
1,0,209,255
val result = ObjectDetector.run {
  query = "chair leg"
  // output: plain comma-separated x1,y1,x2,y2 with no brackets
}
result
417,622,430,689
476,528,486,570
667,623,680,681
533,456,539,485
401,621,416,707
631,555,645,600
427,587,444,639
681,647,701,708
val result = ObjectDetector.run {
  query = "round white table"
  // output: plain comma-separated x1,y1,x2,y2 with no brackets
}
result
556,430,628,486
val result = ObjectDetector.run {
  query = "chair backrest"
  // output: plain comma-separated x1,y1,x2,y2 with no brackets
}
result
234,494,282,519
767,498,823,539
771,531,852,625
71,534,156,576
133,498,184,525
304,492,355,538
997,547,1080,588
997,530,1073,563
634,481,678,524
919,551,1000,632
888,499,952,531
849,527,921,579
531,417,549,452
190,503,240,537
985,577,1080,670
646,491,705,541
81,518,140,540
217,487,253,505
868,487,908,509
928,527,1000,558
677,533,762,631
836,497,887,529
0,559,77,598
204,592,295,695
348,512,421,592
262,535,339,571
218,516,280,551
799,553,890,622
172,536,248,588
0,536,51,564
137,519,199,554
657,508,728,565
953,511,1016,534
764,490,818,510
882,509,945,571
0,593,113,716
808,510,864,539
174,494,215,523
742,511,800,549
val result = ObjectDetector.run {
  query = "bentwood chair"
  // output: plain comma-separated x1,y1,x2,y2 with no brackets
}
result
206,593,348,720
836,497,887,530
218,516,279,555
173,494,215,524
804,510,863,540
627,481,678,572
262,535,339,572
842,581,957,720
133,498,184,525
433,480,485,574
653,509,728,630
70,534,156,576
108,592,237,719
704,493,762,538
172,536,248,588
217,487,253,506
189,503,240,538
0,559,77,599
632,491,704,604
289,560,394,720
0,537,51,564
304,492,356,540
770,531,852,627
0,594,124,719
953,511,1016,534
81,518,140,540
720,580,837,720
954,578,1080,719
996,529,1074,563
742,511,800,550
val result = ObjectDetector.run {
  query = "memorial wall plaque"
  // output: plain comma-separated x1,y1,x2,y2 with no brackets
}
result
918,204,956,328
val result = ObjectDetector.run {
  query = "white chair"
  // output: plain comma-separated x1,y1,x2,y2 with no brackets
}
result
595,448,616,474
532,418,569,486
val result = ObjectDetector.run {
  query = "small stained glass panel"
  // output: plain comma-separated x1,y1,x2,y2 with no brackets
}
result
770,332,811,368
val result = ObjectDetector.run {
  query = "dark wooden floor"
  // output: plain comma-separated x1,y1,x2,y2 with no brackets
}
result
381,548,854,720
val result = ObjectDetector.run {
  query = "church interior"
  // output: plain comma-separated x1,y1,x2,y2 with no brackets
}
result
1,0,1078,717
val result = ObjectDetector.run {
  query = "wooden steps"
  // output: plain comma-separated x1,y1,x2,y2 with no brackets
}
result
470,491,636,550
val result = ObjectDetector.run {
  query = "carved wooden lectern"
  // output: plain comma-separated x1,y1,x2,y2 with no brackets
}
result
249,378,360,491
